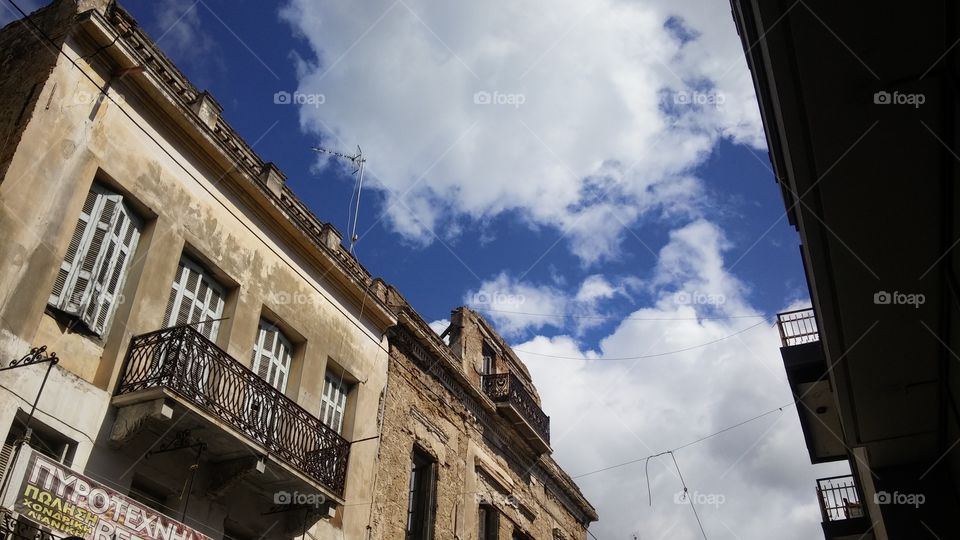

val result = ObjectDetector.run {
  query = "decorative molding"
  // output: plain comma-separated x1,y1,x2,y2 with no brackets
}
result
410,406,449,444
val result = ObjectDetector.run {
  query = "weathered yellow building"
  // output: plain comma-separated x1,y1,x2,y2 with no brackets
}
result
0,1,596,539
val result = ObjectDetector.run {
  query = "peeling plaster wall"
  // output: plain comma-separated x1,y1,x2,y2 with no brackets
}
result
0,12,390,540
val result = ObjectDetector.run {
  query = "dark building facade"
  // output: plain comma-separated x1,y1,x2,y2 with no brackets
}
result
731,1,960,538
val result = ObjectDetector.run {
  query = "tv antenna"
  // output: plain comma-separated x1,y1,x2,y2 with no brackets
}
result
312,145,366,254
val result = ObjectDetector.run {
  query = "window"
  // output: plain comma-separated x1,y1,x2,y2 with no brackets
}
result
251,320,292,392
48,183,142,336
406,447,436,540
512,530,533,540
481,343,496,375
479,505,499,540
0,415,76,486
164,256,225,339
320,371,351,434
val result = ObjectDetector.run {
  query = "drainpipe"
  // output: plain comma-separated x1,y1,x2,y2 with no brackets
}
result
364,364,389,540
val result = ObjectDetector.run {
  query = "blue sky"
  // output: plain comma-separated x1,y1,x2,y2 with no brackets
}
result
6,0,848,537
108,0,807,330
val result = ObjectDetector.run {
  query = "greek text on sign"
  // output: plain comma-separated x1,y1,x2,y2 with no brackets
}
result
14,452,211,540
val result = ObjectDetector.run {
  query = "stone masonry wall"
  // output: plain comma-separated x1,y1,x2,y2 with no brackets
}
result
368,317,591,540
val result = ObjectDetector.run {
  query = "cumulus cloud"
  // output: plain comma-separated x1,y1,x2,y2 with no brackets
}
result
512,220,849,538
280,0,765,264
464,272,631,337
428,318,451,344
427,318,450,336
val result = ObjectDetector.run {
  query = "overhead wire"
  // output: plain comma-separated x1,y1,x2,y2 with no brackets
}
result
670,451,707,540
573,403,791,480
2,4,792,539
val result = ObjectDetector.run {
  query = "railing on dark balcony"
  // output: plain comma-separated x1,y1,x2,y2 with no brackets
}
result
777,308,820,347
482,372,550,444
116,325,349,496
817,475,864,522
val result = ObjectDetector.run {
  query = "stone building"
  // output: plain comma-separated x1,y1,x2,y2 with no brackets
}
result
0,1,596,539
374,290,597,539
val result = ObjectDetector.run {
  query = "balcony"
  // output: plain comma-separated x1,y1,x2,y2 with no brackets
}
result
816,475,871,539
482,372,550,453
777,308,820,346
112,325,349,499
776,309,844,463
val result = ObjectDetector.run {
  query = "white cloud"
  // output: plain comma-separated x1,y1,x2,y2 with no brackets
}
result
428,318,451,344
280,0,764,264
464,272,567,337
464,272,632,337
508,220,849,538
427,318,450,336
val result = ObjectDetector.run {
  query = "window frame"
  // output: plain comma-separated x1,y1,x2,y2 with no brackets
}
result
164,256,226,340
251,320,293,393
481,342,497,375
478,504,499,540
48,183,142,337
320,371,351,435
405,446,437,540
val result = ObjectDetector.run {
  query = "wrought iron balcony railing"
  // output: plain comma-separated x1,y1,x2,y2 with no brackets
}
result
777,308,820,347
116,325,349,496
482,372,550,445
817,475,864,522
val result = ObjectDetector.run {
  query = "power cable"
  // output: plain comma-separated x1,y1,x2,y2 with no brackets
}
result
513,319,769,360
670,451,707,540
572,403,791,479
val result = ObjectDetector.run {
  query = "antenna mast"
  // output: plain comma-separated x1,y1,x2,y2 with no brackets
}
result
312,145,366,254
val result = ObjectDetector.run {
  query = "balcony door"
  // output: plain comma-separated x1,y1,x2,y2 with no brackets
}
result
246,321,293,442
165,257,225,339
160,257,225,398
251,321,292,392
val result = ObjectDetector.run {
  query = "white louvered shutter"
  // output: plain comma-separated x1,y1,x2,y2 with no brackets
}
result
251,322,291,392
83,199,141,335
49,188,98,307
320,373,349,434
0,439,14,488
49,184,140,336
164,258,225,340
